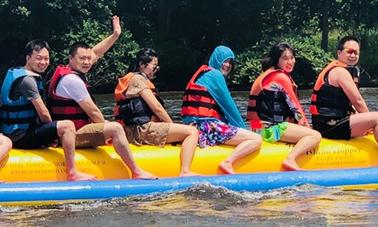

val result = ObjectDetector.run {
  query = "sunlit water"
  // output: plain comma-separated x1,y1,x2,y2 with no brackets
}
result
1,89,378,226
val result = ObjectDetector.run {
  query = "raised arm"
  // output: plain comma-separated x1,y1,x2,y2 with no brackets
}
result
91,15,122,64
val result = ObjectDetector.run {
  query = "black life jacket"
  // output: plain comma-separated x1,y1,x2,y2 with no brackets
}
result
114,72,164,126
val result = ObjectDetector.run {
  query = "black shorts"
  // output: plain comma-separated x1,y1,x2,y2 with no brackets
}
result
13,122,59,149
312,115,351,140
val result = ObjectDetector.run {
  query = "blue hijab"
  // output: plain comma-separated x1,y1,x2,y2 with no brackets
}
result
195,45,246,128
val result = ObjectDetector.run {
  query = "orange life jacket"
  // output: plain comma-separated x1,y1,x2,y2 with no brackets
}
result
310,60,353,118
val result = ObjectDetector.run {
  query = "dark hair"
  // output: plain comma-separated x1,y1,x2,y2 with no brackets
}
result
25,39,50,56
127,48,158,73
69,42,91,57
261,42,295,71
337,35,361,51
228,58,235,74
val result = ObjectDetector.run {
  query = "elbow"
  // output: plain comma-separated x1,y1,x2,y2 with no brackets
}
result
84,107,103,123
112,32,121,39
151,106,166,116
152,107,165,116
40,113,52,123
89,112,104,123
353,98,368,112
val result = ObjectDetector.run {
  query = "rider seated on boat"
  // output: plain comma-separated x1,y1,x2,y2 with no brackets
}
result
47,16,156,180
247,42,321,171
181,45,262,174
0,39,94,181
311,36,378,144
114,48,200,177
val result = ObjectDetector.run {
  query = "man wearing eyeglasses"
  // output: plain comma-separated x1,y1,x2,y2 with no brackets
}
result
47,16,156,179
310,35,378,144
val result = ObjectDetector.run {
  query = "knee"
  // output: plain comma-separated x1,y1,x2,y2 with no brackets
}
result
105,122,125,136
0,135,12,150
248,133,262,148
58,120,76,133
311,130,322,143
187,126,198,138
255,135,263,146
246,131,262,146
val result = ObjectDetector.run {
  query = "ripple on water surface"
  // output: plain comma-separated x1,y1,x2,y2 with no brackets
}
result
1,184,378,226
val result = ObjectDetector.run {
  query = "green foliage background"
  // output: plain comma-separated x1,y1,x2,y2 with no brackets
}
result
233,37,333,89
1,0,378,92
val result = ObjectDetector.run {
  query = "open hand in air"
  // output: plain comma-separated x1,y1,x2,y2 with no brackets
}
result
112,15,121,37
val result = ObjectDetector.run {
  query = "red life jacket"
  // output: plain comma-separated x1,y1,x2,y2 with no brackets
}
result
114,72,164,126
47,65,91,130
310,60,353,118
247,68,297,129
181,65,223,119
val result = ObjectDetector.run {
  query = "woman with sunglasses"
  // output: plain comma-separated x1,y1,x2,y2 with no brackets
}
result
181,45,262,174
114,48,200,177
311,36,378,146
247,42,321,171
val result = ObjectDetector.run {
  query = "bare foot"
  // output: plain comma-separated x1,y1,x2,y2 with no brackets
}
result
282,159,303,171
132,170,158,180
179,171,202,177
68,171,97,181
218,161,235,174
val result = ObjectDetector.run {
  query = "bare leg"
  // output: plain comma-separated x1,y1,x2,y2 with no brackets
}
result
103,122,157,179
57,120,96,181
166,123,201,176
0,134,12,161
0,134,12,183
350,112,378,142
280,123,321,171
221,128,262,174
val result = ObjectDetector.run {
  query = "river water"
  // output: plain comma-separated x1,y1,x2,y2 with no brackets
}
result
1,89,378,226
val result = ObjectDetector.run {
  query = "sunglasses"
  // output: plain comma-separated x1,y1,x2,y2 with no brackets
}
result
148,63,160,72
343,48,360,56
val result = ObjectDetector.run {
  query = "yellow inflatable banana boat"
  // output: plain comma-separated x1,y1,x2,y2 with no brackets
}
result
0,134,377,183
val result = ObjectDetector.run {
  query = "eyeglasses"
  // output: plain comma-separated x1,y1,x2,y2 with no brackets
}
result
343,48,360,56
148,63,160,72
